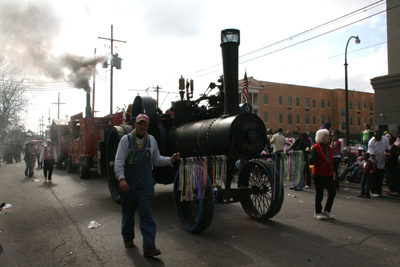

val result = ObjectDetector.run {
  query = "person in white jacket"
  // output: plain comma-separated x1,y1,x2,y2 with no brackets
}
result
39,139,57,182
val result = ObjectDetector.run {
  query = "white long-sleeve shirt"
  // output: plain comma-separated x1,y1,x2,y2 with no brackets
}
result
368,136,390,169
39,146,57,162
114,133,173,181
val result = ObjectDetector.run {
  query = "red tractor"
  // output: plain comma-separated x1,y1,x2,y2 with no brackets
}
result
65,112,124,179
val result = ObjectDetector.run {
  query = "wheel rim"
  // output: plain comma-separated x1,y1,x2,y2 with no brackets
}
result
239,161,276,220
173,167,215,233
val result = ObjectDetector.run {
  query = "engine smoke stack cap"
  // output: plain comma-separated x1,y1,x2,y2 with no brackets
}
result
221,29,240,46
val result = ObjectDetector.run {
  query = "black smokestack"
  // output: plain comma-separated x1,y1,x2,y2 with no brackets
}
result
220,29,240,115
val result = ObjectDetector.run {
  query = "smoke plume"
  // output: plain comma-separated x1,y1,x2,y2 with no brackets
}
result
0,1,102,93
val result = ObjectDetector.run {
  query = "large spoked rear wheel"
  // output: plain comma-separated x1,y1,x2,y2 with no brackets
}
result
238,160,284,220
173,168,215,233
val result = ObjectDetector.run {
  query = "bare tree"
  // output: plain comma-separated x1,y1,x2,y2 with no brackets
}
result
0,48,28,144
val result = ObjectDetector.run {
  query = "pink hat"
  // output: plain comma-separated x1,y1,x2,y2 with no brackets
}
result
135,114,150,124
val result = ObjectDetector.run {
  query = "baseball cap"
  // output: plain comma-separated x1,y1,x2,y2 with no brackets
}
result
357,146,365,151
135,114,150,124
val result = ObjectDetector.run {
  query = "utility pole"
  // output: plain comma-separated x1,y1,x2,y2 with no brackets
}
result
92,48,96,117
156,85,160,108
48,108,51,129
145,85,162,108
39,116,45,141
98,25,127,114
52,92,66,119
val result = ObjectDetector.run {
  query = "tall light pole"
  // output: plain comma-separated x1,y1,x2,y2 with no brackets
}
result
344,35,360,146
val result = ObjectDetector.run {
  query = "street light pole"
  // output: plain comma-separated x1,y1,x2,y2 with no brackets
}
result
344,35,360,146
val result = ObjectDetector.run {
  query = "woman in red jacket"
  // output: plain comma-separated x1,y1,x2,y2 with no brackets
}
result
310,129,336,220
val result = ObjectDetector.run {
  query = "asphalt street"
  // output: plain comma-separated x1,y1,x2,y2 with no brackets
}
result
0,161,399,267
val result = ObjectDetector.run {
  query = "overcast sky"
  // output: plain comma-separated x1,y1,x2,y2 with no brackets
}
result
0,0,388,132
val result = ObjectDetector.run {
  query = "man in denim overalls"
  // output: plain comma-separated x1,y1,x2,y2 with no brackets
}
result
114,114,179,257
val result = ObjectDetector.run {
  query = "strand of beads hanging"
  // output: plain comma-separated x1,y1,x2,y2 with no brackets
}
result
127,129,149,166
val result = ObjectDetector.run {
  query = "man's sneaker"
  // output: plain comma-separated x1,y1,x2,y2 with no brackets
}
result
124,241,134,247
314,213,327,220
304,185,310,189
379,193,387,198
391,192,400,196
322,211,335,219
144,247,161,257
371,193,380,198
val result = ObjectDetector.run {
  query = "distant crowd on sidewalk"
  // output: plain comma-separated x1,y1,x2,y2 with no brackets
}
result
260,123,400,220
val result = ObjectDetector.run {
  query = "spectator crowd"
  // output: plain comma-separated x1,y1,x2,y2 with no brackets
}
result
262,124,400,219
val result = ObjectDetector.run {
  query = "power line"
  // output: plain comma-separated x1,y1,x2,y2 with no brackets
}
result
158,4,395,86
155,0,387,86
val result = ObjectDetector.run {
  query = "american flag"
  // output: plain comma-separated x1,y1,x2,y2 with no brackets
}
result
242,71,248,103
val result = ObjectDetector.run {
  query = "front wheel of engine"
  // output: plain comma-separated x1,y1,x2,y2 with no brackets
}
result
238,160,284,220
173,168,215,233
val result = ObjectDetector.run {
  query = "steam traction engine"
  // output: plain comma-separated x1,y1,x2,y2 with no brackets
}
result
106,29,284,233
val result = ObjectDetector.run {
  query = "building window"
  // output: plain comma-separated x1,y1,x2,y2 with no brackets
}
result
329,116,331,122
253,109,258,116
296,97,300,107
305,115,310,124
341,122,346,131
312,99,316,108
305,98,309,108
350,117,353,125
369,103,373,111
263,112,268,122
243,92,258,105
357,102,361,111
321,116,325,125
288,114,292,123
321,100,325,109
296,114,300,124
370,118,373,125
279,113,283,123
350,101,353,110
287,96,292,106
364,118,367,124
263,94,268,104
364,103,367,110
313,116,317,125
252,93,259,105
279,96,283,106
341,108,346,117
357,117,361,126
328,101,331,108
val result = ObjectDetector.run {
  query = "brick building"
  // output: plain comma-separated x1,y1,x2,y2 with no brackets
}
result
240,77,374,135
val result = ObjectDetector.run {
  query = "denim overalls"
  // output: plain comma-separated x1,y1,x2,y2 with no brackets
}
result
121,135,156,251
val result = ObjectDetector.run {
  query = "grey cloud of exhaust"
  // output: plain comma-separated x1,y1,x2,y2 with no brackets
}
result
0,1,103,92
